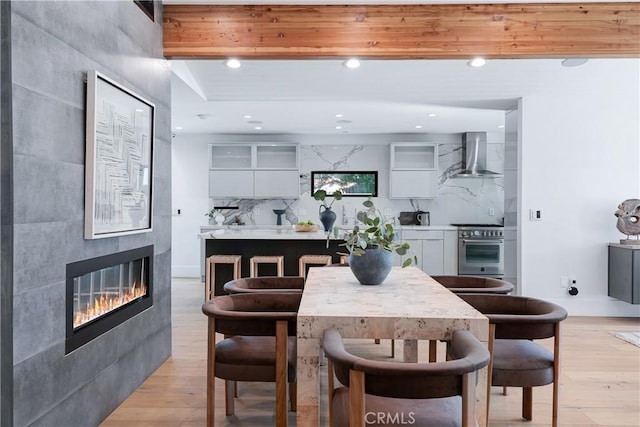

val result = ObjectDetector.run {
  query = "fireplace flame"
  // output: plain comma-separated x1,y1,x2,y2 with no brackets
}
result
73,282,147,329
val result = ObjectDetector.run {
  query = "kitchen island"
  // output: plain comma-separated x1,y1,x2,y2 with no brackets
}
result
199,225,343,294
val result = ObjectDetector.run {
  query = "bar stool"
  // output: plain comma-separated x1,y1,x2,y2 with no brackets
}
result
205,255,241,301
250,255,284,277
298,254,332,279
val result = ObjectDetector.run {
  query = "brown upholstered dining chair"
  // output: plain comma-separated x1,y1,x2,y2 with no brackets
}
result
427,275,515,362
201,292,301,427
323,328,490,427
457,294,568,427
223,276,305,294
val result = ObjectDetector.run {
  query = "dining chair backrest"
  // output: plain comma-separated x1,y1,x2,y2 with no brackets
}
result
431,275,514,294
323,328,489,399
203,292,301,337
223,276,304,294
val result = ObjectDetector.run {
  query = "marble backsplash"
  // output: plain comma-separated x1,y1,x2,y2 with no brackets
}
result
210,142,504,227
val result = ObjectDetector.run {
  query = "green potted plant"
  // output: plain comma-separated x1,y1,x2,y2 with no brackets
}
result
313,189,342,231
331,198,417,285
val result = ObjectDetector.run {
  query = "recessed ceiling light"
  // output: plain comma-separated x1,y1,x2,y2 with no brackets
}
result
336,126,343,130
225,58,242,69
174,126,183,130
337,119,352,124
561,58,589,67
415,125,423,129
343,58,360,69
497,125,505,129
427,113,437,117
196,114,211,120
243,115,252,119
254,126,262,130
468,57,486,68
335,114,343,118
247,120,263,124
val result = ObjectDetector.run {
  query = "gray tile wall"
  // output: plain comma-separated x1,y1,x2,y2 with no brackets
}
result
10,1,171,425
1,2,14,425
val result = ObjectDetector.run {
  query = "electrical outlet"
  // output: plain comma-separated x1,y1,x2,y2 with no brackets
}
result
529,209,542,221
489,208,495,216
254,207,261,215
174,208,182,216
384,208,393,216
560,276,569,288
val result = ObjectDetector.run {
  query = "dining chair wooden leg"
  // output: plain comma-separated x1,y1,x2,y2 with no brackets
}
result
234,381,239,398
503,386,508,395
461,371,472,427
289,382,297,412
428,340,437,362
349,370,365,427
225,380,235,415
486,324,495,427
522,387,533,420
390,339,395,358
374,339,380,344
552,324,561,427
275,320,288,427
207,318,216,427
328,359,335,427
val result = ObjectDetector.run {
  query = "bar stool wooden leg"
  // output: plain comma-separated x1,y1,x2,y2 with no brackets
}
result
205,255,241,301
250,256,285,278
298,254,332,279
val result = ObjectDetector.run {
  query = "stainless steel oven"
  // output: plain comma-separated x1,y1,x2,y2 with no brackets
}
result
454,225,504,277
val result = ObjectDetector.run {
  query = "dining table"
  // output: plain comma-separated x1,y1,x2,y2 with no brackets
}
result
296,265,489,427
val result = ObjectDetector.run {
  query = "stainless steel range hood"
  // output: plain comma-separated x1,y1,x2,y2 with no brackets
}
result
454,132,503,178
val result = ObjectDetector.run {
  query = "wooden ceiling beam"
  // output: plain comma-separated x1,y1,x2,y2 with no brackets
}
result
163,3,640,59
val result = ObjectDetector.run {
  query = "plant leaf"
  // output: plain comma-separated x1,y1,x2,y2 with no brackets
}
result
363,200,374,208
402,258,413,268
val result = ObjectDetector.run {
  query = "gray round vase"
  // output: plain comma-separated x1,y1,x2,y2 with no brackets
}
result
348,248,394,285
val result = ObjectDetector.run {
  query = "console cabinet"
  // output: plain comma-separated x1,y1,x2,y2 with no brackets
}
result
209,143,299,198
608,244,640,304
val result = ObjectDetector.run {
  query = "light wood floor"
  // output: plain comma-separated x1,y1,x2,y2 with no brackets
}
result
101,278,640,427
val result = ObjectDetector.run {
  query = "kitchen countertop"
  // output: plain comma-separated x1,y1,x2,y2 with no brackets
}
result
609,242,640,249
198,224,458,240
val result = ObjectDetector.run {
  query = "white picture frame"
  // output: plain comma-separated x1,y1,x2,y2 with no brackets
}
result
84,70,155,239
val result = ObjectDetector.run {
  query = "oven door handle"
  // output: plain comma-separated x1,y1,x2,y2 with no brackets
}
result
462,239,504,244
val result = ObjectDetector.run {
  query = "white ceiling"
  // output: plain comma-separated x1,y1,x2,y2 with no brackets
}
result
170,58,638,135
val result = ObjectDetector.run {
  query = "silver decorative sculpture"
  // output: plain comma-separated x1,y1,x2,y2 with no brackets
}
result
615,198,640,243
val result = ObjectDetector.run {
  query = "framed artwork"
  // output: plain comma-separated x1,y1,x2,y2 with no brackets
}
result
84,70,155,239
311,171,378,197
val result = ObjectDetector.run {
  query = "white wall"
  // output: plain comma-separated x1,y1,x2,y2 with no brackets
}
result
518,61,640,316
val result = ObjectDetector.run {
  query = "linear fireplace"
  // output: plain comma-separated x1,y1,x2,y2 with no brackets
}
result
65,245,153,353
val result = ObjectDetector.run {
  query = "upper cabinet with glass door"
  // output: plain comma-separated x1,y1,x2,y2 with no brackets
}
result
389,143,438,199
209,144,299,198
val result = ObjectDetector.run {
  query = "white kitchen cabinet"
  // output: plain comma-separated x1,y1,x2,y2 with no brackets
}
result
394,228,457,276
209,170,254,198
209,143,299,198
422,238,444,275
389,143,439,199
254,170,299,198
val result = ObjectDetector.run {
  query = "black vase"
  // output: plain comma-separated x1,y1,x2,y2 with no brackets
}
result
319,206,337,232
348,249,394,285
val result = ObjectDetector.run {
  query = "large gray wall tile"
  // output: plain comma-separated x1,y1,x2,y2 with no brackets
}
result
11,1,171,425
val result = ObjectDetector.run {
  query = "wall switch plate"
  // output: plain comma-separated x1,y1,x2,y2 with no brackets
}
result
530,209,542,221
384,208,393,216
489,208,495,216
